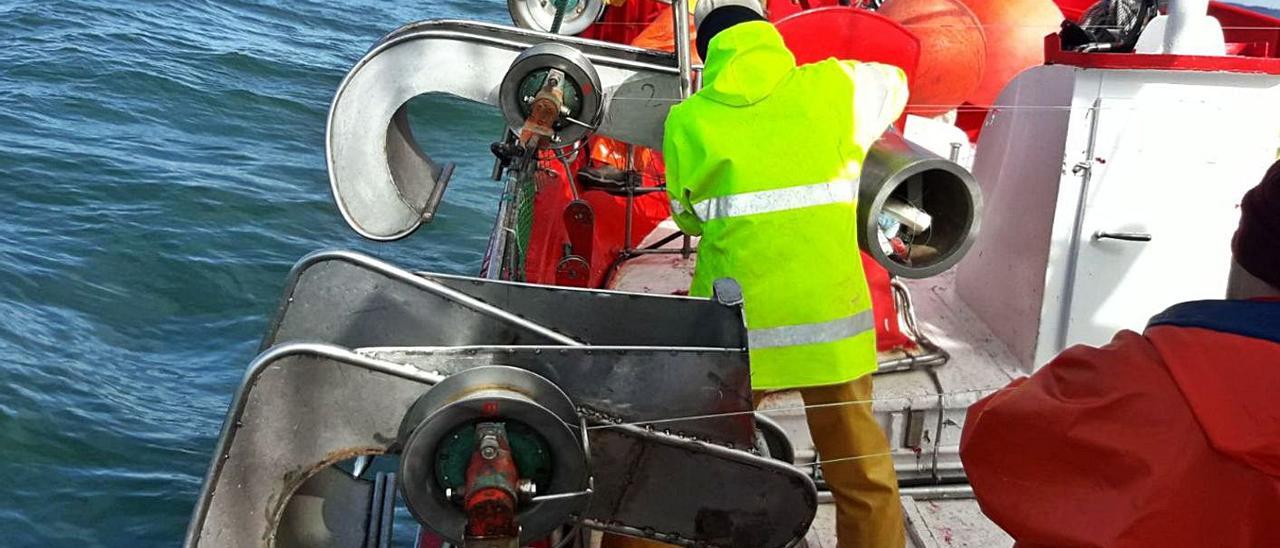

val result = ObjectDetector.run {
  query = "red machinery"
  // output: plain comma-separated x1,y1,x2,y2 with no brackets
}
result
460,424,523,546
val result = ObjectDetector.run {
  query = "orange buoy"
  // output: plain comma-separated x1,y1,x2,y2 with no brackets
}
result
956,0,1065,106
879,0,988,117
776,7,921,78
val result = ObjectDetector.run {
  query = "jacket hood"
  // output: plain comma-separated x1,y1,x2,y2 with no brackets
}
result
699,21,796,107
1147,299,1280,477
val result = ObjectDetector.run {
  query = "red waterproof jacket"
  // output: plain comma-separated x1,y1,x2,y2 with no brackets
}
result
960,300,1280,547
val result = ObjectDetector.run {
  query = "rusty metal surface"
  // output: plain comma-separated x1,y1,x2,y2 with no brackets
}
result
190,251,807,547
263,250,747,351
364,346,754,448
185,344,442,547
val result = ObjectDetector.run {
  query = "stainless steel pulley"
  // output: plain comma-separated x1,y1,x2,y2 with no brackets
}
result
397,366,590,545
499,42,606,146
508,0,606,36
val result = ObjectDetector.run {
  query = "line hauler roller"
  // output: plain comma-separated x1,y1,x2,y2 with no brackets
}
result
491,42,607,178
398,366,590,546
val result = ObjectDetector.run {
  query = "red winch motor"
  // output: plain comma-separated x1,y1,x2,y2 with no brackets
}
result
400,367,590,548
460,423,525,547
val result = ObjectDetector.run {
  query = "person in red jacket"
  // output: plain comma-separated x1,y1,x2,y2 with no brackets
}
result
959,159,1280,548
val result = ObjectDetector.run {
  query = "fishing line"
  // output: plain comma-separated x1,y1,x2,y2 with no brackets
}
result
801,451,896,468
601,98,1232,112
585,20,1280,31
582,383,1013,432
575,383,1019,470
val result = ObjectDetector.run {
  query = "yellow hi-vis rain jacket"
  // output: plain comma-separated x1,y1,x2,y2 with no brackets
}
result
663,21,908,389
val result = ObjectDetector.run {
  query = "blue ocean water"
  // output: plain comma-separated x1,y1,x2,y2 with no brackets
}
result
0,1,512,545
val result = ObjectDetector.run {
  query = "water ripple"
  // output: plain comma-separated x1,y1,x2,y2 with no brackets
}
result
1,0,506,543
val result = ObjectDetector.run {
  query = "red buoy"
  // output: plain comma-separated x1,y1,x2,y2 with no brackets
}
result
775,7,921,78
879,0,988,117
957,0,1065,106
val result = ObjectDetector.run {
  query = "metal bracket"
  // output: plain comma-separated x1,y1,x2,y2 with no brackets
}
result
365,472,396,548
711,278,745,308
262,250,747,351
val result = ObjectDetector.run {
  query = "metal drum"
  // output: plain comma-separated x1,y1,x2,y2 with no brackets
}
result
858,131,984,279
398,366,589,545
498,42,606,146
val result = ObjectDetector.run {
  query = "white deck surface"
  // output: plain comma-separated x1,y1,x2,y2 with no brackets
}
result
902,498,1013,548
798,499,1011,548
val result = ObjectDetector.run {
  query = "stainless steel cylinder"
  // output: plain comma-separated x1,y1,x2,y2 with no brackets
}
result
859,132,984,279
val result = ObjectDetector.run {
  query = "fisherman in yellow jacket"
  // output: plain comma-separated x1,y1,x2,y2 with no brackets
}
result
668,1,909,545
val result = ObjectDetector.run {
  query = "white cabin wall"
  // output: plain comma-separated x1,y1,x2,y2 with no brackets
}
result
1033,69,1280,366
954,66,1078,373
957,65,1280,371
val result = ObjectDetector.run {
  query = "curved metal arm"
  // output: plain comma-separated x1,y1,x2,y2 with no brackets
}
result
184,343,445,548
327,20,682,241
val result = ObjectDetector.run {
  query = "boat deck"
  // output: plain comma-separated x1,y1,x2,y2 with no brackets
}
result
800,497,1012,548
610,221,1018,546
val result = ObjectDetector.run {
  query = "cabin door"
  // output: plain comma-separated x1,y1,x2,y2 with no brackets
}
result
1061,88,1280,351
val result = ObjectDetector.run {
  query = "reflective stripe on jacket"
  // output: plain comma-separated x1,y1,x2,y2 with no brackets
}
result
663,21,908,389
